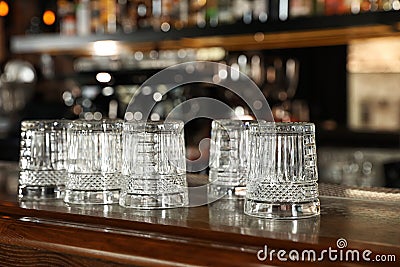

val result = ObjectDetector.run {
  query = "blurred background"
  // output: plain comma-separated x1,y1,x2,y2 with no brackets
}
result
0,0,398,189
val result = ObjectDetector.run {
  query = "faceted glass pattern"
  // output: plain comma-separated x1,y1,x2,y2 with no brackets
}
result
64,119,123,204
245,122,320,219
19,120,68,199
120,120,188,209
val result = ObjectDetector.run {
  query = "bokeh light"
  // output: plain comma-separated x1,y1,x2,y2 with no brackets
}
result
0,1,9,17
43,10,56,26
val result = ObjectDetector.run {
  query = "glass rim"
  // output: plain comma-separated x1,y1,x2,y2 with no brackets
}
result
251,121,315,133
21,119,70,130
67,119,123,131
123,119,184,132
212,119,266,129
68,118,123,125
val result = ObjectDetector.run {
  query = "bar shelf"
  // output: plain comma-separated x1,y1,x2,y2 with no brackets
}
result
10,11,400,55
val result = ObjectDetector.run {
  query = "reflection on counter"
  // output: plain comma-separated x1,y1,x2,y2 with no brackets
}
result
20,199,190,227
18,194,321,244
209,198,320,243
0,161,19,200
16,184,400,248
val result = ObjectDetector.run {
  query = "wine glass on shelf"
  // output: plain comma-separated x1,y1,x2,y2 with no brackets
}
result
262,57,302,122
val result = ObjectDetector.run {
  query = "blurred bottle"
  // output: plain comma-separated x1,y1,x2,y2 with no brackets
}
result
369,0,379,11
101,0,117,33
218,0,234,25
270,0,289,21
76,0,91,35
350,0,361,13
291,99,310,121
381,0,394,11
118,0,135,33
118,0,155,29
253,0,269,22
232,0,253,24
351,0,384,13
133,0,153,29
314,0,325,15
151,0,162,29
353,0,393,13
179,0,189,28
360,0,372,11
250,54,264,86
158,0,188,31
189,0,207,27
206,0,218,26
325,0,352,15
58,0,76,35
332,0,348,14
124,0,139,32
91,0,104,33
40,54,55,79
244,0,269,23
289,0,314,18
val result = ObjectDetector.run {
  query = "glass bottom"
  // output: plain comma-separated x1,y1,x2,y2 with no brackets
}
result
119,191,188,209
208,184,246,200
19,185,65,200
244,198,320,219
64,189,120,204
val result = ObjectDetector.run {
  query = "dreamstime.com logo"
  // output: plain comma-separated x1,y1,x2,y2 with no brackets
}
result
257,238,397,263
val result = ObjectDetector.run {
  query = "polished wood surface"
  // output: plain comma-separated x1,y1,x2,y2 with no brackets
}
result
0,163,399,266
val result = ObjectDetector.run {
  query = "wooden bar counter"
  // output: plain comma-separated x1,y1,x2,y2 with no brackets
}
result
0,163,398,266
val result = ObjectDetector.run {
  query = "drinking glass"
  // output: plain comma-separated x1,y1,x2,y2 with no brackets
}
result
208,119,260,198
120,120,188,209
245,122,320,219
19,120,68,199
64,119,123,204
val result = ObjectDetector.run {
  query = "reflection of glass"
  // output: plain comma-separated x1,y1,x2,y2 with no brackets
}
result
244,215,320,243
0,162,19,198
19,199,65,210
209,198,320,243
208,119,260,199
19,197,189,226
263,57,301,122
245,122,320,219
208,198,246,229
120,208,189,226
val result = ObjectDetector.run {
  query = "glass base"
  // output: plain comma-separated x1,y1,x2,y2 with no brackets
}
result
208,184,246,201
19,185,65,200
64,189,120,204
119,191,188,209
244,198,320,219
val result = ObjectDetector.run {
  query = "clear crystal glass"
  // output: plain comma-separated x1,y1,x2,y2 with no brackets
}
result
120,120,188,209
244,122,320,219
19,120,68,199
208,119,261,198
64,119,123,204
